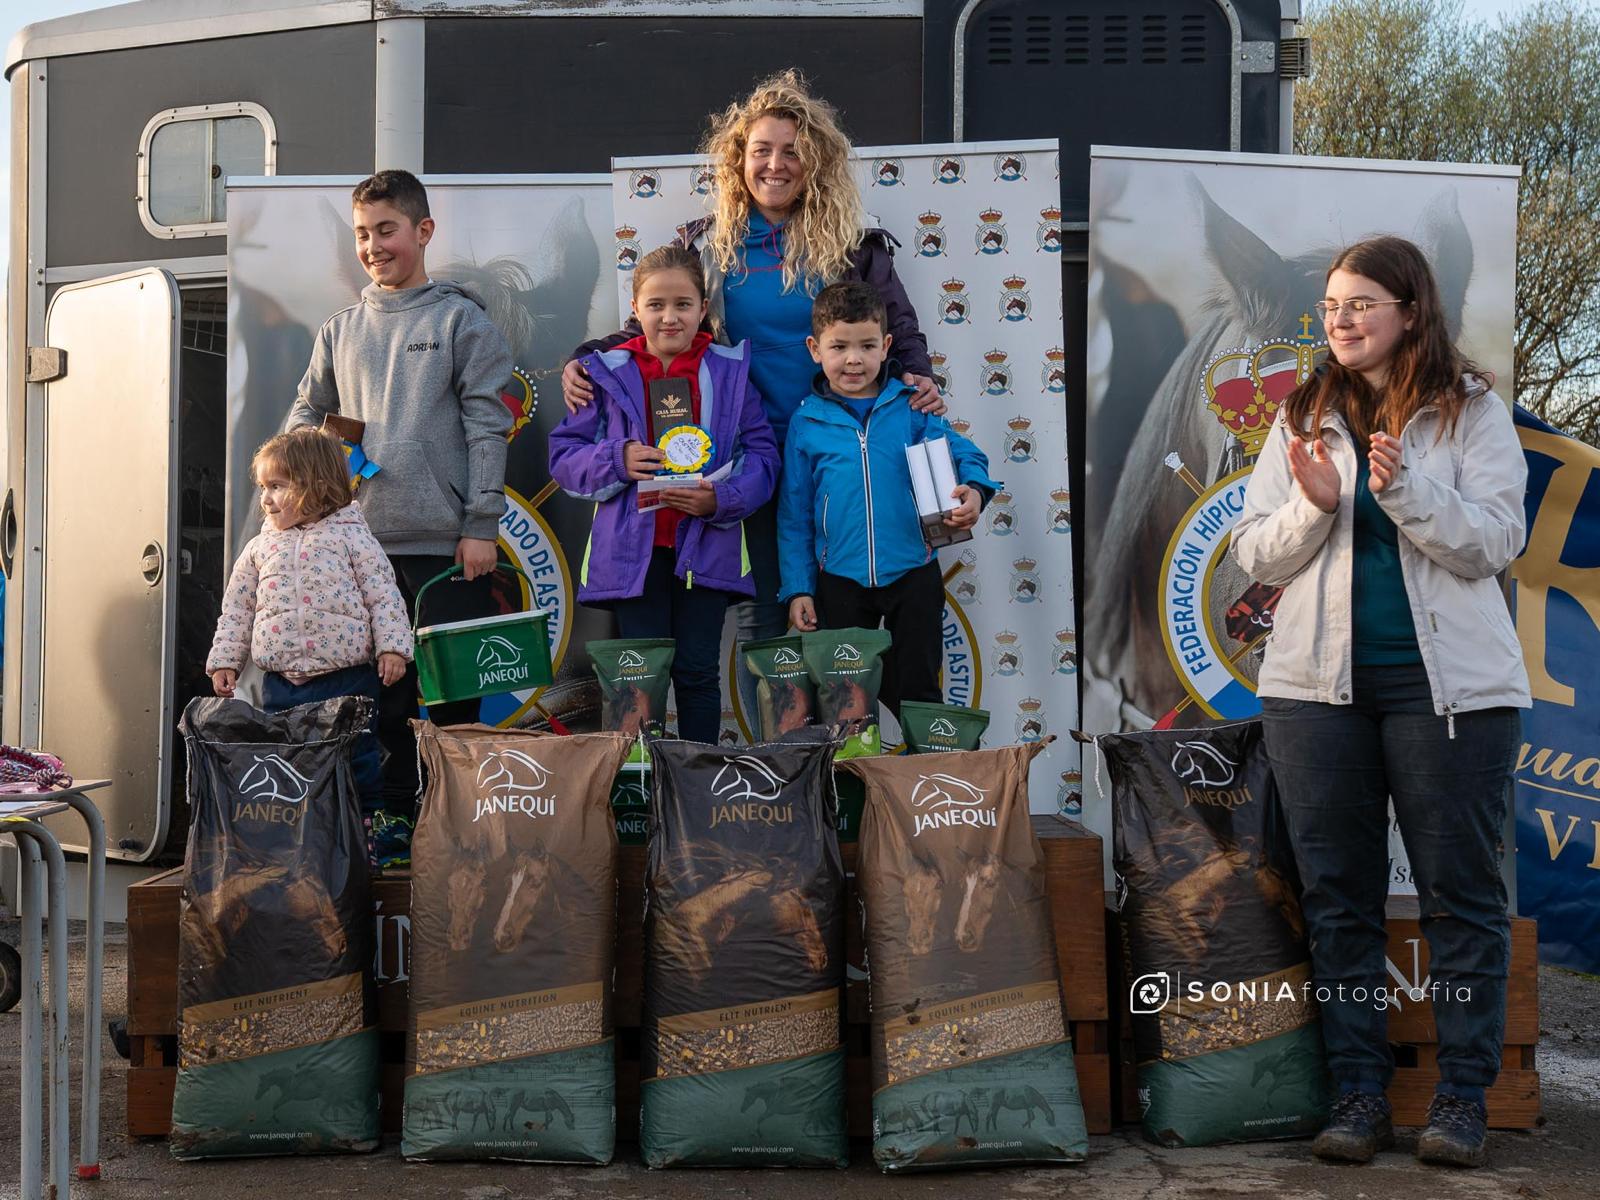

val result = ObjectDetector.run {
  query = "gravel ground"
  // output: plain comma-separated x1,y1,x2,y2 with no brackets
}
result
1,914,1596,1200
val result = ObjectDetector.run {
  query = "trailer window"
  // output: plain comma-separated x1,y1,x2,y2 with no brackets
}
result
138,103,277,239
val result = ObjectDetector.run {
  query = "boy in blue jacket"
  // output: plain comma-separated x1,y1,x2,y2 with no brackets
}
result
777,282,998,717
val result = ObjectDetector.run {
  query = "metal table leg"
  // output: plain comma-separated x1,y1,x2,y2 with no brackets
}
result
9,821,70,1200
61,795,105,1179
16,837,43,1200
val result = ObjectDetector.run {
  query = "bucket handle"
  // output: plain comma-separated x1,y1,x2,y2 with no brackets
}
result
412,562,535,630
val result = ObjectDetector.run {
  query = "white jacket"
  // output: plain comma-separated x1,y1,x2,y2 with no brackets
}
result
1232,385,1530,718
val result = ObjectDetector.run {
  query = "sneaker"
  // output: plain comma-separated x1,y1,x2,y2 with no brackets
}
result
371,811,415,871
1416,1093,1488,1168
1312,1089,1395,1164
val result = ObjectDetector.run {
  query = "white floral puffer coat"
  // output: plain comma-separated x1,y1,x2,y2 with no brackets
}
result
207,503,413,679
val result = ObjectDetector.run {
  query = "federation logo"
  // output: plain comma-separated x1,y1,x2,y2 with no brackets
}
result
979,349,1013,396
1053,628,1078,675
498,364,539,439
1041,346,1067,394
1015,697,1047,742
994,152,1027,182
1037,207,1063,253
992,630,1023,677
934,155,967,185
627,168,663,199
1010,556,1041,604
1156,317,1326,726
1058,769,1083,818
614,224,641,272
1048,487,1073,536
938,278,973,325
1000,275,1032,322
987,490,1018,537
915,211,947,257
975,208,1009,255
1004,416,1036,463
479,481,574,729
928,351,951,395
690,164,716,196
948,550,981,606
873,157,905,187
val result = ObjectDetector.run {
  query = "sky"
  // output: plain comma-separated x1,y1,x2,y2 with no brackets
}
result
0,0,1553,295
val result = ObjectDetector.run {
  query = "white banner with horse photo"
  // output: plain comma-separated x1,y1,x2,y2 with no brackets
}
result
1081,146,1519,888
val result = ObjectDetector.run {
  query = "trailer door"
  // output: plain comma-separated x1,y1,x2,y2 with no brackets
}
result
38,268,180,861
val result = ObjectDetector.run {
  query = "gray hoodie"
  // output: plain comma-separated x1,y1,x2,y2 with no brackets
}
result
288,280,514,556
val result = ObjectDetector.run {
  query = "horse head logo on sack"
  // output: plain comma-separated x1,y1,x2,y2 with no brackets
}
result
617,649,648,671
928,718,959,738
773,647,802,668
1170,741,1253,809
238,754,312,804
709,756,792,828
473,750,555,822
911,774,997,836
832,643,862,664
477,635,524,669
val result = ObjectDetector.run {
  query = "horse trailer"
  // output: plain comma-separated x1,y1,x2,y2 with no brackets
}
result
3,0,1301,898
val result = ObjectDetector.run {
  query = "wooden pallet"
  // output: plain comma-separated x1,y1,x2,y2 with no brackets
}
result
1106,894,1542,1131
126,815,1110,1138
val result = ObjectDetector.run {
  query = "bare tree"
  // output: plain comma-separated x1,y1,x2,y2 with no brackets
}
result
1297,0,1600,443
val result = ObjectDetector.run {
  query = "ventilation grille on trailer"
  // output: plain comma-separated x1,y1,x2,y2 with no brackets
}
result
182,297,226,357
982,10,1217,67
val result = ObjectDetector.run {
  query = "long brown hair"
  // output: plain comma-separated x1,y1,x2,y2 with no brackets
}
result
1282,236,1482,446
701,69,863,293
253,427,352,524
632,244,706,301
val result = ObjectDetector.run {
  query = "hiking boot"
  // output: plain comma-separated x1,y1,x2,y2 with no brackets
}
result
1312,1090,1395,1164
1416,1093,1488,1168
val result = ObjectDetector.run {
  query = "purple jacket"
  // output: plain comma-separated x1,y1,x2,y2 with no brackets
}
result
573,216,932,377
548,340,779,601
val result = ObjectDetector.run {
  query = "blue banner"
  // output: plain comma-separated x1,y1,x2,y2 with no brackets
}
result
1510,406,1600,972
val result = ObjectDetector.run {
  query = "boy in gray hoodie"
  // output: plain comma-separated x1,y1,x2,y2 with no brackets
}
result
288,169,513,856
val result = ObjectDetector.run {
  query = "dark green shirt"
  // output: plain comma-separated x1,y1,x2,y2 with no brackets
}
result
1352,456,1423,666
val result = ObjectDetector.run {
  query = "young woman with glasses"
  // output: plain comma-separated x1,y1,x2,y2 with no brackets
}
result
1233,235,1529,1169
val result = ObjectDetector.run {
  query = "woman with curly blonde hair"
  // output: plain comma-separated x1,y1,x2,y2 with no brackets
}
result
562,70,941,724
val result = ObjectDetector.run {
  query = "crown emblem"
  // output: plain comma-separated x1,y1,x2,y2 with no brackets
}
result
983,349,1009,364
1202,323,1325,458
958,549,979,569
918,210,943,226
614,224,638,240
994,630,1020,646
1044,346,1066,363
949,417,972,435
1007,416,1032,432
1055,628,1076,645
992,490,1014,505
1050,487,1071,503
942,278,968,293
930,351,948,367
1013,557,1037,572
1039,207,1062,222
1018,697,1043,713
1001,275,1028,291
978,208,1004,224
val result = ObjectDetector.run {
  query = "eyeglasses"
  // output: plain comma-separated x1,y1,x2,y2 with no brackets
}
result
1314,298,1410,322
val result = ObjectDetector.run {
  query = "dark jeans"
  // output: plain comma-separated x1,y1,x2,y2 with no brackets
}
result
1260,663,1519,1092
814,561,943,720
610,547,732,745
381,553,500,813
733,498,789,724
262,664,383,819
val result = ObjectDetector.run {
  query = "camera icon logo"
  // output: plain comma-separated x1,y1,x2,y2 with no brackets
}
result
1130,972,1173,1014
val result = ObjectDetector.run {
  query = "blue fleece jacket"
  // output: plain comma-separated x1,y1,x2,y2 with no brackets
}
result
777,376,999,601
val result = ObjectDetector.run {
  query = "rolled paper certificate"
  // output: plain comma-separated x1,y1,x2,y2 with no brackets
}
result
925,437,961,510
906,443,941,515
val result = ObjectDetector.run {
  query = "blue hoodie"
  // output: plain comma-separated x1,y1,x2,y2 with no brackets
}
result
777,375,999,601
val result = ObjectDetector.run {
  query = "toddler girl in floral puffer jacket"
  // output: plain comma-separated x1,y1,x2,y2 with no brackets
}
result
207,427,412,865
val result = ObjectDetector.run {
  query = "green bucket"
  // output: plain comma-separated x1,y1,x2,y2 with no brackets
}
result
412,564,553,707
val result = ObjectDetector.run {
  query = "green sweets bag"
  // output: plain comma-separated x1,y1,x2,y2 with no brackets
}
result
801,628,892,759
589,638,675,762
899,701,991,754
740,635,816,740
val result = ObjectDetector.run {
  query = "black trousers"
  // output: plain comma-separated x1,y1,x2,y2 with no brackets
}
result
814,561,943,719
380,553,500,813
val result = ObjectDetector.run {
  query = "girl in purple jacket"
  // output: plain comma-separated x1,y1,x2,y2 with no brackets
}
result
549,246,779,743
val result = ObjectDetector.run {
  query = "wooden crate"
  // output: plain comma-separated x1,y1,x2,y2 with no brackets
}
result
126,815,1111,1138
1106,895,1541,1131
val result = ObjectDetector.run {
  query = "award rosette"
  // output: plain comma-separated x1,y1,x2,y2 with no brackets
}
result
656,424,713,475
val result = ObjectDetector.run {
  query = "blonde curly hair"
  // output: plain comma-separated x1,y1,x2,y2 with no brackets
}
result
701,70,864,294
